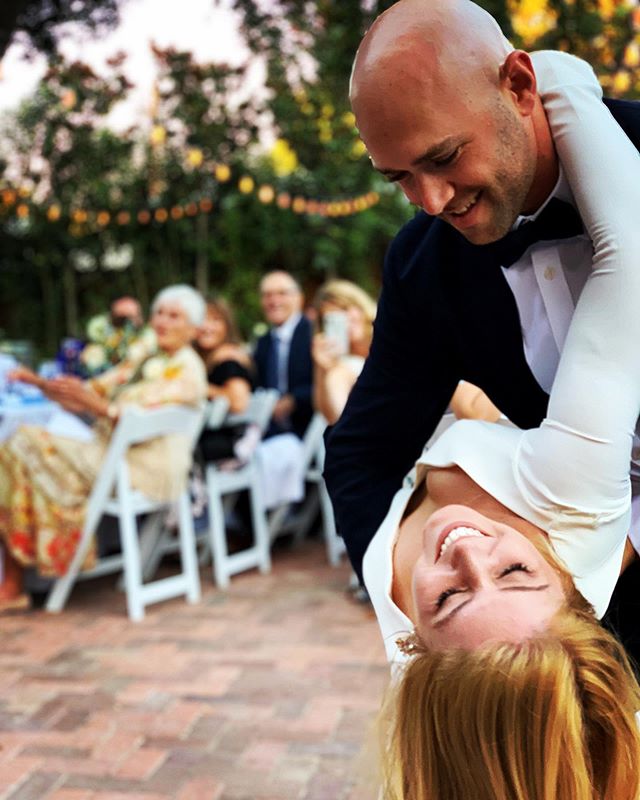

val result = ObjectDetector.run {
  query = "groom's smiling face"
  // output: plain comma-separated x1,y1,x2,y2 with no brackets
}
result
351,70,538,245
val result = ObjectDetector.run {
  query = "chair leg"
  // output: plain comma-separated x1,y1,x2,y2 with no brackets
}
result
268,503,291,542
319,481,344,567
46,524,99,613
205,467,230,589
176,490,201,604
118,498,145,622
248,464,271,575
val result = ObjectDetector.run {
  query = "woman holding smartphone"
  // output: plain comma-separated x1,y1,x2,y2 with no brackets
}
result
311,280,377,424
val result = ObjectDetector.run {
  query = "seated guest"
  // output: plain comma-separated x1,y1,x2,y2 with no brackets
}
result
80,294,156,377
312,280,377,425
0,284,207,611
195,297,256,463
254,271,313,439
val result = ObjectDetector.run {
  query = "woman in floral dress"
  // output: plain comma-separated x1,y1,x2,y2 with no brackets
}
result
0,284,207,610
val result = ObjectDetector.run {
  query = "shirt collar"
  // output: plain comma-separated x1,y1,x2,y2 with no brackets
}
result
272,312,302,343
513,164,575,230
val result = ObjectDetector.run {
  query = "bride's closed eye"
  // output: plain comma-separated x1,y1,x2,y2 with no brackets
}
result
435,563,534,609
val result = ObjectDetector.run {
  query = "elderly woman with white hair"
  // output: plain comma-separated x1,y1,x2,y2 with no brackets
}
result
0,284,207,610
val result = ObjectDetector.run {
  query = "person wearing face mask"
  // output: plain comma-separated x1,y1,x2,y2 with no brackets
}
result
0,285,207,612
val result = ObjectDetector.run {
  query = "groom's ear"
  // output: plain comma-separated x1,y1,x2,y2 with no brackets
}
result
499,50,537,117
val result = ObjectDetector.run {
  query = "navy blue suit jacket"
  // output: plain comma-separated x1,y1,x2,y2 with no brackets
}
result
325,98,640,582
254,315,313,439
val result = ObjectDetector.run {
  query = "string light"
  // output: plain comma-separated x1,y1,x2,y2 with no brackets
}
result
0,163,382,234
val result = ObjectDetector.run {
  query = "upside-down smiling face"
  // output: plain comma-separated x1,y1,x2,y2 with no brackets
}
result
411,504,564,649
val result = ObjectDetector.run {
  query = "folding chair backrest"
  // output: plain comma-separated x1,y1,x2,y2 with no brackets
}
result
226,388,279,435
85,405,205,538
299,412,328,471
204,396,230,430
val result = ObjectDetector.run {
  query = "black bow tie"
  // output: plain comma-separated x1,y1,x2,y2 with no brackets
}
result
480,197,584,268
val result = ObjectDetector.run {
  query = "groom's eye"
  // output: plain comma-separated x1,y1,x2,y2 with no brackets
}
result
432,147,461,167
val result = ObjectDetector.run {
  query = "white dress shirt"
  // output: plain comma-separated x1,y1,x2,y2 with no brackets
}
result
364,50,640,668
271,312,302,395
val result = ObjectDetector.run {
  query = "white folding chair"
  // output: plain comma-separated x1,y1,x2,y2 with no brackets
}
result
205,388,278,588
45,405,205,621
137,396,230,581
204,396,230,429
268,412,346,566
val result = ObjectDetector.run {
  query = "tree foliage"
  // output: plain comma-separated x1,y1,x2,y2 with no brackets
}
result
0,0,121,61
1,0,639,357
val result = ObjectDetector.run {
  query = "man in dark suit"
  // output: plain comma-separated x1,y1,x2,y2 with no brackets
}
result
254,270,313,439
324,0,640,644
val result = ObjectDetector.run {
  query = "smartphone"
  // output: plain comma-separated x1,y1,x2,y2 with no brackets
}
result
323,310,349,356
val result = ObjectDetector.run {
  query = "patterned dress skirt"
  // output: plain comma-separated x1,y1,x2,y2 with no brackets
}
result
0,425,190,576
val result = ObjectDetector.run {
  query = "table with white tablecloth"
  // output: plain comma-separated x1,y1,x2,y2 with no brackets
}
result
0,400,94,443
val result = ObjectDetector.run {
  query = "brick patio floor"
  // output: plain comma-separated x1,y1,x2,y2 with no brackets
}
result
0,538,389,800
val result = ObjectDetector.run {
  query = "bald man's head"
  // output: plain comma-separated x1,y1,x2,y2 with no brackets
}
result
350,0,557,244
351,0,511,106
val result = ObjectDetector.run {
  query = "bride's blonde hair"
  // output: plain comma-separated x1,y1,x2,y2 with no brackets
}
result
381,535,640,800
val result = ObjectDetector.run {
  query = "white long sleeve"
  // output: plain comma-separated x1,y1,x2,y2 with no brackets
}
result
519,52,640,519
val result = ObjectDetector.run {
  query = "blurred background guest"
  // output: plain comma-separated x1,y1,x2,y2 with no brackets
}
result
254,270,313,439
0,284,207,611
195,297,256,463
312,279,377,425
79,294,156,377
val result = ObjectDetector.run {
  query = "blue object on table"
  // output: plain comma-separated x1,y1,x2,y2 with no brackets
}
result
56,337,86,376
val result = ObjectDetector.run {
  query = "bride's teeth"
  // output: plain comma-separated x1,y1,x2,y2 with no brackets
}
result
439,526,484,557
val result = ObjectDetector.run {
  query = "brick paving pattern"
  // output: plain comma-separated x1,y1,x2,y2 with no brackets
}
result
0,539,388,799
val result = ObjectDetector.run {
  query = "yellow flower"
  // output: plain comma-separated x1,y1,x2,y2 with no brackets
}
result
597,0,615,19
321,103,334,118
214,164,231,182
341,111,356,128
613,70,632,94
150,125,166,146
270,139,299,177
351,139,367,158
623,41,640,68
187,148,204,167
509,0,558,45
